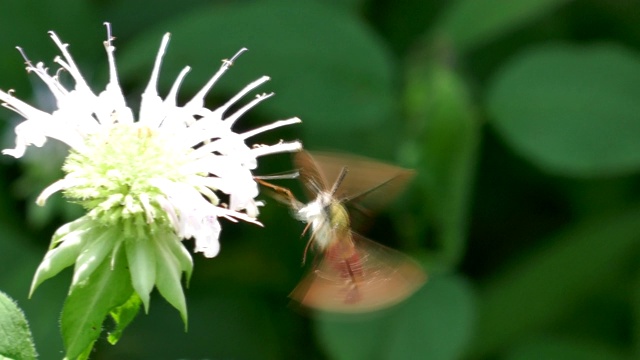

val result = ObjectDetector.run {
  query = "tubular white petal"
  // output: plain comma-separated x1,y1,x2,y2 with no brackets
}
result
97,23,132,125
241,117,301,140
188,131,243,158
0,90,53,123
0,98,88,157
193,216,221,258
229,192,259,214
197,169,258,203
224,92,274,128
166,67,190,108
207,75,270,123
153,179,227,254
192,176,227,193
189,181,219,204
150,177,263,256
1,101,26,118
216,207,263,225
24,61,69,101
36,178,86,206
244,201,262,218
154,66,194,132
155,194,179,229
251,141,303,158
48,32,93,96
184,48,248,112
1,118,47,158
138,193,156,223
139,33,171,127
181,112,224,139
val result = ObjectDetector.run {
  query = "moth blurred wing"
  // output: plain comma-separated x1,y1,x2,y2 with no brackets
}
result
289,232,426,313
294,151,330,199
298,151,414,226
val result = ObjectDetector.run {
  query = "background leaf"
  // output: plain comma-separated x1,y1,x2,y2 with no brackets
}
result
471,206,640,357
487,44,640,176
401,46,480,268
436,0,573,51
506,337,626,360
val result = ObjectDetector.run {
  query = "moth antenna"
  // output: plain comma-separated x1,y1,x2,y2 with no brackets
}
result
329,166,349,196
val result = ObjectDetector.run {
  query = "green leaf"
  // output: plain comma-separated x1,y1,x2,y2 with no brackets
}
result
488,44,640,177
384,274,475,360
117,0,394,150
161,233,193,286
61,247,133,359
30,224,88,297
29,217,96,295
437,0,571,51
49,216,92,249
402,51,480,268
154,234,188,328
107,293,142,345
0,291,37,360
125,234,157,312
315,311,387,360
71,228,120,288
471,206,640,357
315,274,475,360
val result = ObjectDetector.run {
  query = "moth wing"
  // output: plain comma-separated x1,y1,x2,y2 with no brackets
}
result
294,150,331,200
302,151,414,228
289,232,426,313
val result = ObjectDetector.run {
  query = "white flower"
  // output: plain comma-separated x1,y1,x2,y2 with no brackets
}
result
0,23,302,258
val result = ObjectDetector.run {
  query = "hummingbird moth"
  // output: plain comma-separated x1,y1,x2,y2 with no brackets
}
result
258,151,426,313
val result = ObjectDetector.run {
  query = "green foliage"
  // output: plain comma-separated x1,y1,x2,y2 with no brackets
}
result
402,46,480,268
107,293,142,345
29,218,191,357
436,0,572,51
29,220,89,297
505,337,626,360
0,0,639,359
0,292,37,360
488,44,640,176
472,206,640,357
60,246,134,359
153,233,190,329
124,233,157,312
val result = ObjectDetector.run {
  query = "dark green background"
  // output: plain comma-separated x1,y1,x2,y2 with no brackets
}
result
1,0,639,359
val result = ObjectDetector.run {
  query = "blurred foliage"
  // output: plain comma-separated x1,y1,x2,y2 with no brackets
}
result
1,0,640,359
0,291,37,359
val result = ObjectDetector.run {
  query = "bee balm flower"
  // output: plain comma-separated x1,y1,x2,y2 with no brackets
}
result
0,24,301,322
